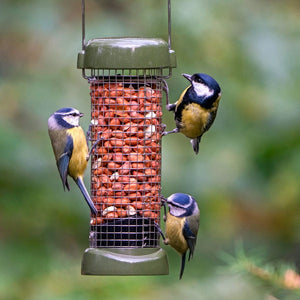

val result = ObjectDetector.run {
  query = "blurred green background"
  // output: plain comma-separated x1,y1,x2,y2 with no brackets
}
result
1,0,300,299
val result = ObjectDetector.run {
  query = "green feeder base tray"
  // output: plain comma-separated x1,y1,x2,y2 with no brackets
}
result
81,247,169,276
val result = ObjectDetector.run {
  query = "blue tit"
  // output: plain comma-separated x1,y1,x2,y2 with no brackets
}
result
48,107,97,215
163,193,200,279
163,73,221,154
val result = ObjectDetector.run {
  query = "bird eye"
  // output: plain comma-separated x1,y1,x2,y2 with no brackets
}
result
72,113,77,117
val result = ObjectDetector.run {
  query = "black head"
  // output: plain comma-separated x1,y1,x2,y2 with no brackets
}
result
183,73,221,107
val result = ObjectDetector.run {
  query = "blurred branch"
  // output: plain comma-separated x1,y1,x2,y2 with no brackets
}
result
220,241,300,297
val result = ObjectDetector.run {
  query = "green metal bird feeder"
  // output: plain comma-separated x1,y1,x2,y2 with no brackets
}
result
78,0,176,275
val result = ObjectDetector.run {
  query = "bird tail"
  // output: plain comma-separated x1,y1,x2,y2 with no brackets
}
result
191,136,202,154
179,252,186,280
74,177,97,215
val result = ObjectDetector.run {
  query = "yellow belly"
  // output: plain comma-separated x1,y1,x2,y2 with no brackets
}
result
180,103,210,138
165,213,188,255
67,127,88,179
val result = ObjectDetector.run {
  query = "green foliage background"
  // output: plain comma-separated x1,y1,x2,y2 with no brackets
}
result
0,0,299,299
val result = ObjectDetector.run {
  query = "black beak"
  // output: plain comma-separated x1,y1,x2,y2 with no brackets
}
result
80,112,84,118
182,73,192,82
161,196,167,203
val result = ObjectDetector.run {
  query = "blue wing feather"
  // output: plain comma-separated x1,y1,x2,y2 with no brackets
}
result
57,134,73,191
182,219,197,261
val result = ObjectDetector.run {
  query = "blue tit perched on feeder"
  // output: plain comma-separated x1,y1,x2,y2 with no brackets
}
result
163,73,221,154
48,107,97,215
159,193,200,279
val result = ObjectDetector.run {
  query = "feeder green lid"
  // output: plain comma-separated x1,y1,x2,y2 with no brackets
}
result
77,37,176,69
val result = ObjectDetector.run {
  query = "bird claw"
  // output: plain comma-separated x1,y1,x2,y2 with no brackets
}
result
86,123,93,142
162,128,179,136
87,134,103,160
154,221,166,241
160,123,167,134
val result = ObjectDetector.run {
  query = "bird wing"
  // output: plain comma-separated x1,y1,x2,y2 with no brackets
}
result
182,217,199,260
57,134,73,191
174,86,190,118
182,219,197,261
203,110,217,133
190,111,216,154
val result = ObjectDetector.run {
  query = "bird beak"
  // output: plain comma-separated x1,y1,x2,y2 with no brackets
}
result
80,112,84,118
161,196,167,203
182,73,192,82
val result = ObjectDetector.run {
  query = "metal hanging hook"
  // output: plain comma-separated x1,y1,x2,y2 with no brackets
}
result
81,0,172,51
82,0,85,51
168,0,172,51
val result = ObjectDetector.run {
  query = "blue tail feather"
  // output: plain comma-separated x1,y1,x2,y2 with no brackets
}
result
179,252,186,279
74,177,97,215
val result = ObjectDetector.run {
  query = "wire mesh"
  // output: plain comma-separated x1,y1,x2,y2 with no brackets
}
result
88,69,164,248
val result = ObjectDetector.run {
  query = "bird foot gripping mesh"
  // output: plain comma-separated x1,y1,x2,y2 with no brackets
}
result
88,70,164,248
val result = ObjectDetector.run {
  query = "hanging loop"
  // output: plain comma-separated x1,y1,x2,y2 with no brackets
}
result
82,0,86,51
81,0,172,51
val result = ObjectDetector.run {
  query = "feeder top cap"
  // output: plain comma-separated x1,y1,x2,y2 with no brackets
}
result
77,37,176,70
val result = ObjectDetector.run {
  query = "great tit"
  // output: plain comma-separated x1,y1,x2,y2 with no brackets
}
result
157,193,200,279
48,107,97,215
163,73,221,154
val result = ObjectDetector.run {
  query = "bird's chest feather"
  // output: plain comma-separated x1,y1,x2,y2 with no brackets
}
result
179,103,210,138
165,213,188,254
67,127,88,177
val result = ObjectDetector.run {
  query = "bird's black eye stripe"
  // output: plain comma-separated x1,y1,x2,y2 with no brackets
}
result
71,113,78,117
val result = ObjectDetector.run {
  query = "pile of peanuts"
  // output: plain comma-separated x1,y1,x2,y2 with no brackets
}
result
89,80,163,225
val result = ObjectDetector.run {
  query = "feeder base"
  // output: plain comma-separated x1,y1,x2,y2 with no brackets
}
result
81,247,169,276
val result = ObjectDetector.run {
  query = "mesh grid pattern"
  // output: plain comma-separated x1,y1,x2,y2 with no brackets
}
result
88,70,163,248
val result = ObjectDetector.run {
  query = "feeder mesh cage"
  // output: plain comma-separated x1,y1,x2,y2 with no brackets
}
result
88,69,164,249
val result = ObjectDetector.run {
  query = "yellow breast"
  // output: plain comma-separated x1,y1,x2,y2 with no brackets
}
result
67,127,88,179
180,103,210,138
165,213,188,255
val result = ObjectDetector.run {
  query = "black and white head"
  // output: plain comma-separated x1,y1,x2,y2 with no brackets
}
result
166,193,199,218
48,107,84,130
183,73,221,100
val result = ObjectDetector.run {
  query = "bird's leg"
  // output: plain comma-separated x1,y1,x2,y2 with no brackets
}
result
87,132,103,161
154,222,168,244
162,79,177,112
86,123,93,142
160,123,167,134
162,127,179,136
161,196,167,222
162,79,170,106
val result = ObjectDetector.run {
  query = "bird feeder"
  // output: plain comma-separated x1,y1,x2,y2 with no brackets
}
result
78,0,176,275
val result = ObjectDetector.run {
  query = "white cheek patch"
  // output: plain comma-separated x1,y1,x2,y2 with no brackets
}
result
63,115,80,126
193,82,214,98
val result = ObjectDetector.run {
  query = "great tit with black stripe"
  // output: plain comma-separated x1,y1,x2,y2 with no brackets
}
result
163,73,221,154
48,107,97,215
157,193,200,279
